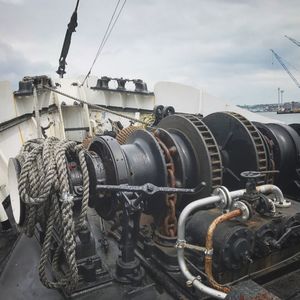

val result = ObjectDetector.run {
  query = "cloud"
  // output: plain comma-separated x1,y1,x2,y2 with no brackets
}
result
0,0,299,104
0,0,23,4
0,40,53,87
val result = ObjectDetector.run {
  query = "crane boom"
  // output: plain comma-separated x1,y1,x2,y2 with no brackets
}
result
285,35,300,47
270,49,300,88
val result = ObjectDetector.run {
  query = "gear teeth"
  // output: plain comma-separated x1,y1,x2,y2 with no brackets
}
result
226,112,270,184
116,126,143,145
183,114,223,188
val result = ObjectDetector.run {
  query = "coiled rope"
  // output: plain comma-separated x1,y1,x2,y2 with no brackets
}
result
17,137,90,293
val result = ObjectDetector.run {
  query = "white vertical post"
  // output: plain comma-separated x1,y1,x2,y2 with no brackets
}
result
33,87,42,138
281,90,284,106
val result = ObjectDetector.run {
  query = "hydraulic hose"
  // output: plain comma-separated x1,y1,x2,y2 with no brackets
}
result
204,209,242,293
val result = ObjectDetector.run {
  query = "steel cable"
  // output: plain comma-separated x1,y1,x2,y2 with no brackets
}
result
81,0,127,86
43,85,152,127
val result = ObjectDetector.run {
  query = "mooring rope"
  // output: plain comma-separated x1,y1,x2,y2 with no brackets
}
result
17,137,90,293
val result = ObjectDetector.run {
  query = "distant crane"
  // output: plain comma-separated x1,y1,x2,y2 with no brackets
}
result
270,49,300,88
285,35,300,48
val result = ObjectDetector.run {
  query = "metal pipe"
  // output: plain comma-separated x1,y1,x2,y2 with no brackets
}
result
205,209,242,293
177,195,227,299
176,184,284,299
229,185,286,207
256,184,287,206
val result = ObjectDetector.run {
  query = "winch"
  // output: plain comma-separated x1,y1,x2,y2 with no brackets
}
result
5,111,300,299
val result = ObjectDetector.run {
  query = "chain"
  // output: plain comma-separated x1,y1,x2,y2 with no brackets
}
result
154,131,177,237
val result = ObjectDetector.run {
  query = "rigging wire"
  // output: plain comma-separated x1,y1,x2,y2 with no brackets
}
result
80,0,127,87
43,85,153,127
86,0,121,72
100,0,127,55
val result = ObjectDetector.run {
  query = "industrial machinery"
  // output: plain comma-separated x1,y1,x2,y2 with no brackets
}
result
4,111,300,299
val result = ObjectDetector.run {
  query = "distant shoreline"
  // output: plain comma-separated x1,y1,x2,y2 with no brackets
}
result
257,111,300,123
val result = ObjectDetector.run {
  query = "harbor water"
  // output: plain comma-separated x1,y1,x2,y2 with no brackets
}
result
258,111,300,124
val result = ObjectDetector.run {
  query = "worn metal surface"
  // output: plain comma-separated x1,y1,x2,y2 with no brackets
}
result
0,212,173,300
226,280,280,300
264,268,300,299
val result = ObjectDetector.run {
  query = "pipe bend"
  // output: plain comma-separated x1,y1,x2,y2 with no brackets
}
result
177,195,228,299
256,184,288,207
178,248,227,299
176,185,286,299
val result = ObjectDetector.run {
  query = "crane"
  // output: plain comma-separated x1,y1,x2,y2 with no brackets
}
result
270,49,300,88
285,35,300,48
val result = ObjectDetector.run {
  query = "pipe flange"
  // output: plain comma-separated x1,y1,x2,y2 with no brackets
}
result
274,198,291,208
213,186,232,210
233,201,251,221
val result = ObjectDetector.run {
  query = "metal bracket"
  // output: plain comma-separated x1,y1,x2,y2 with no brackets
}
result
175,240,212,255
186,275,202,288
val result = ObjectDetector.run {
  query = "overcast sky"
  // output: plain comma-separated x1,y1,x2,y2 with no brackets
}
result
0,0,300,105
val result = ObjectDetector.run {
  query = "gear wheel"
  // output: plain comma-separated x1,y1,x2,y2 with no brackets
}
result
203,111,269,189
183,114,223,188
158,114,222,200
116,125,143,145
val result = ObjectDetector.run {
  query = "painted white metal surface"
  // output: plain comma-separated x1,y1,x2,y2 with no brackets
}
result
0,76,155,208
154,81,283,124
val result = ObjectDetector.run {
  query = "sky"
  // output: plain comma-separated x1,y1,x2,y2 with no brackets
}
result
0,0,300,105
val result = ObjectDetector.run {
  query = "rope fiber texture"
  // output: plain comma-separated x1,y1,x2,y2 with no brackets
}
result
17,137,90,293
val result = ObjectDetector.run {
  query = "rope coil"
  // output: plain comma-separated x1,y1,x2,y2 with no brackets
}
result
17,137,90,293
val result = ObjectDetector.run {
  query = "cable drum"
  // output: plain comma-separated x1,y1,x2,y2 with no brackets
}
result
203,112,269,190
158,114,222,202
255,122,300,199
290,123,300,137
